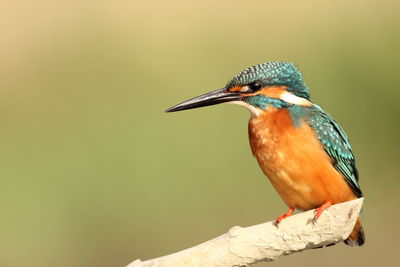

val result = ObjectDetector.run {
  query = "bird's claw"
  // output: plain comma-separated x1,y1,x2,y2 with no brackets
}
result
312,201,333,224
274,207,295,227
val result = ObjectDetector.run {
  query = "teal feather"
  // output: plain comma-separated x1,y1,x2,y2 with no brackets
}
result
305,105,362,197
244,94,290,110
226,62,310,100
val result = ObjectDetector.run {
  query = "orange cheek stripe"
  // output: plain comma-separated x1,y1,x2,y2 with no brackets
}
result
227,86,243,92
242,86,288,98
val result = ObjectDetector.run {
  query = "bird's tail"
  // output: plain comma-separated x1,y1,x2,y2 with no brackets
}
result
344,217,365,246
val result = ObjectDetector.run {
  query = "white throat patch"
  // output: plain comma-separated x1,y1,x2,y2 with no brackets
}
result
230,101,262,116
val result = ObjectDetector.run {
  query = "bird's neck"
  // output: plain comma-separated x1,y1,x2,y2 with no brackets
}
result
248,107,293,154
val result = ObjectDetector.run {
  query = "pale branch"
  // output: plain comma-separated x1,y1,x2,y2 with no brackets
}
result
127,198,363,267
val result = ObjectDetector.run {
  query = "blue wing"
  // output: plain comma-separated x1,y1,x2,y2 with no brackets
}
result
307,105,362,197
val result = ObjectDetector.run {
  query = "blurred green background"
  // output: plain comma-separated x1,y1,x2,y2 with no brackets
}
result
1,0,399,266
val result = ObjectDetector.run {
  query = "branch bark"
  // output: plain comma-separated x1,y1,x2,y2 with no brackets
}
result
127,198,363,267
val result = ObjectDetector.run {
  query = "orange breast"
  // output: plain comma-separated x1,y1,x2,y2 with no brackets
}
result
248,108,357,210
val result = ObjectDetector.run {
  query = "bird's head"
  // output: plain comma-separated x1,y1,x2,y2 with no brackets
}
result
166,62,312,115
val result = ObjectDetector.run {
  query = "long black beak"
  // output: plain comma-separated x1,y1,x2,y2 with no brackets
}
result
165,88,241,112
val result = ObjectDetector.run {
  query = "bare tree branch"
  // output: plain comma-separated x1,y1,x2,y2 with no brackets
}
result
127,198,363,267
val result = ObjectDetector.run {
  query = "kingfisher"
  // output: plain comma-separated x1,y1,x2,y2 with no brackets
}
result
166,62,365,246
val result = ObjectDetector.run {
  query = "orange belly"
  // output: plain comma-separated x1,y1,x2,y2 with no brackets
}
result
248,108,357,210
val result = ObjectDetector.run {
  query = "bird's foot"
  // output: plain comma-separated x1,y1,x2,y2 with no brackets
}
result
274,207,295,226
313,201,333,224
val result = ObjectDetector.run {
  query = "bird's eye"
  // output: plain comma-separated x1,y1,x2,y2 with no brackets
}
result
249,81,264,92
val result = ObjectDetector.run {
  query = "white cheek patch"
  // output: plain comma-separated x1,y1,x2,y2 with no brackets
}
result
280,92,312,106
230,101,262,116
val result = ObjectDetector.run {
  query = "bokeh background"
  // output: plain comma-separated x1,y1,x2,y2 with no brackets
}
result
1,1,399,266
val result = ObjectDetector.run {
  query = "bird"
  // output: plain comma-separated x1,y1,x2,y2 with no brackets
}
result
165,62,365,246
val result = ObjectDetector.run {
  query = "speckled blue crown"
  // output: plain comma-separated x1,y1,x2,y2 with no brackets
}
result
226,62,310,100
